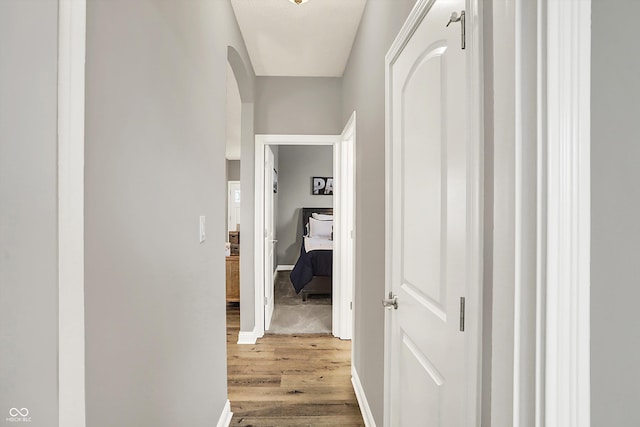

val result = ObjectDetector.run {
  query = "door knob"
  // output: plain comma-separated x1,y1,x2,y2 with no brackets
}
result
382,292,398,310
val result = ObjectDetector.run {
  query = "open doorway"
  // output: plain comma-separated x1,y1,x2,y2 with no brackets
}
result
253,116,356,341
225,61,241,307
268,145,334,335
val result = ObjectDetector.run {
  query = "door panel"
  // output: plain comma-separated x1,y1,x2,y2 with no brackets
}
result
402,44,446,313
399,333,443,426
388,0,472,426
264,146,275,330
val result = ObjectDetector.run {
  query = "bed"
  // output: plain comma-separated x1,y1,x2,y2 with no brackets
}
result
289,207,334,301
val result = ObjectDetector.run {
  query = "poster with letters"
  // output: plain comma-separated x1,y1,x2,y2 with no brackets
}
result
312,177,333,195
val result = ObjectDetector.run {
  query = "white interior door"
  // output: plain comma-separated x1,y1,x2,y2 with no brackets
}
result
228,181,241,234
264,146,276,330
387,0,477,425
337,117,355,340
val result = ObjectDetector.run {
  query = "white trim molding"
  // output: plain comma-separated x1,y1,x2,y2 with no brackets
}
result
215,400,233,427
58,0,87,426
351,366,376,427
464,1,485,425
237,326,261,345
543,0,591,426
276,264,295,271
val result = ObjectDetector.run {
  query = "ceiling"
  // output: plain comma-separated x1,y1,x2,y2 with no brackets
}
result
230,0,367,77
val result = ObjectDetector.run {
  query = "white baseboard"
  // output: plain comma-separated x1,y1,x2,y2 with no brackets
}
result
216,400,233,427
276,264,294,271
351,365,376,427
237,326,260,345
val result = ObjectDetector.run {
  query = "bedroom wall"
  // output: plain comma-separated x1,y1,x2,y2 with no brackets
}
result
255,76,342,135
591,1,640,425
276,145,334,266
84,1,254,426
340,0,420,424
0,1,59,425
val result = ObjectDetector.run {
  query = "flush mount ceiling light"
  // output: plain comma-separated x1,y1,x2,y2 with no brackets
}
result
289,0,309,4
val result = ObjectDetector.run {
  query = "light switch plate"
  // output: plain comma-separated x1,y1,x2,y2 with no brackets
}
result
199,215,206,243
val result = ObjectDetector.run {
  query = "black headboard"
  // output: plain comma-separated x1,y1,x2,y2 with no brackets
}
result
301,207,334,235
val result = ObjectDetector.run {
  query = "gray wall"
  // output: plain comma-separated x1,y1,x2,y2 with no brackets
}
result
0,1,59,425
255,77,343,135
276,146,334,265
591,1,640,425
226,159,241,181
84,1,254,426
340,0,419,424
228,45,257,333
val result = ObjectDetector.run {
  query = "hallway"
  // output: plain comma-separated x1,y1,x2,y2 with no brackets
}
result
0,0,608,426
226,305,364,426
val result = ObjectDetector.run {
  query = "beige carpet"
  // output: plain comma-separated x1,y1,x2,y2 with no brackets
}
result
267,272,332,334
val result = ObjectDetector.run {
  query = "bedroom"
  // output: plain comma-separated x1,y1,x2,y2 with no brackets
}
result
270,145,334,334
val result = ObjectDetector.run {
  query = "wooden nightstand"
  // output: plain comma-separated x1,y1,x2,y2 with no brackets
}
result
225,255,240,303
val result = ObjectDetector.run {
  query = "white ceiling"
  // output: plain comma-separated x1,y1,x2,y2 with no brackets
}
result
226,62,241,160
230,0,367,77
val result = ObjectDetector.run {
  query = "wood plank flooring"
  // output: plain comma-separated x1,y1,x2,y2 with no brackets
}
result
226,304,365,426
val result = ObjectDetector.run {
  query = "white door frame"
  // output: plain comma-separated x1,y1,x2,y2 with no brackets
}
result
542,0,591,425
58,0,87,426
384,0,484,424
335,112,356,340
253,133,355,339
493,0,591,425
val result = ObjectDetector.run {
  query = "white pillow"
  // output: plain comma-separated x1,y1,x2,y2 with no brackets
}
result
312,212,333,221
309,217,333,238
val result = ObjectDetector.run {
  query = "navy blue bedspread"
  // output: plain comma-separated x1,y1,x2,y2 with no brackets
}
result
289,240,333,293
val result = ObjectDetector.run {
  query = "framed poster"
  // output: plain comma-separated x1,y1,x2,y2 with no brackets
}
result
312,177,333,195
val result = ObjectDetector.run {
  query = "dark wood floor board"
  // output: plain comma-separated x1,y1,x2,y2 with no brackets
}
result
226,304,364,426
279,373,354,388
260,338,352,351
228,374,282,388
227,365,320,376
227,353,279,363
231,416,365,427
230,401,361,418
272,349,353,362
229,386,358,403
228,360,351,372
